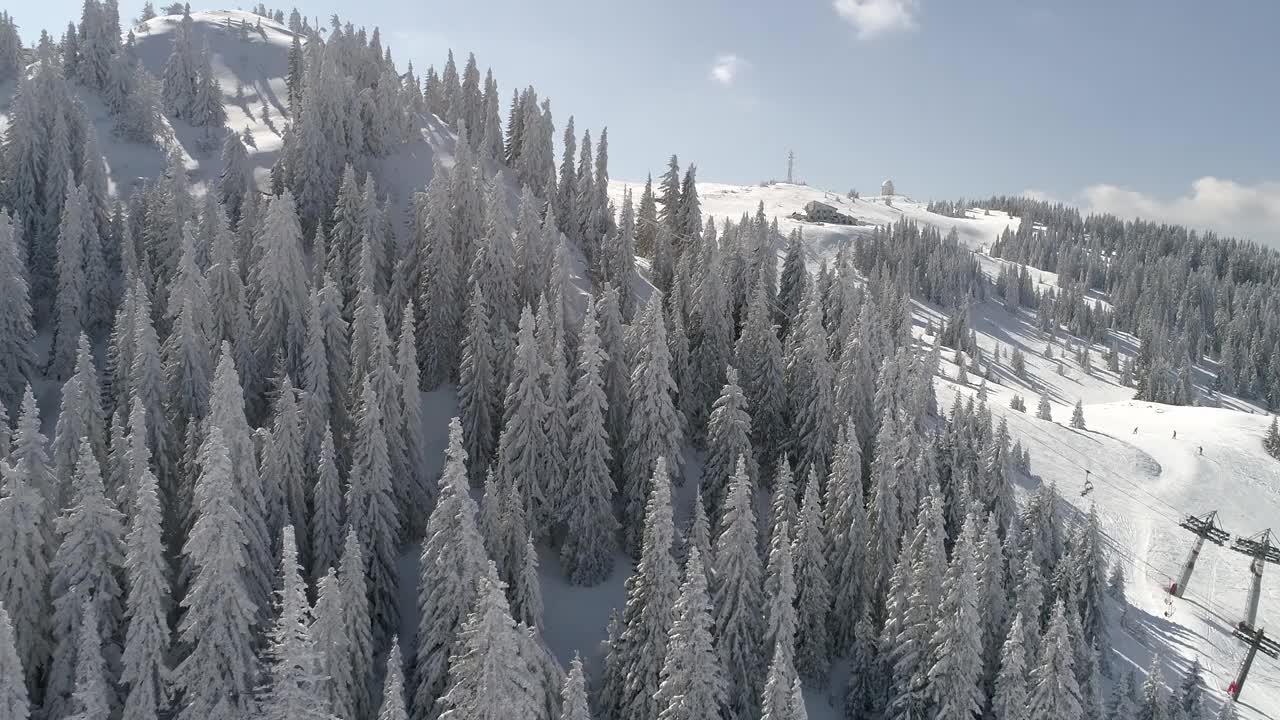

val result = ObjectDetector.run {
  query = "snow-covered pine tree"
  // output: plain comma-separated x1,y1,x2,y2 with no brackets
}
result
558,654,590,720
120,458,172,720
497,306,549,530
173,427,258,720
190,42,226,128
218,130,251,220
0,387,50,691
623,295,684,555
163,227,213,450
46,437,126,720
397,305,433,538
712,456,764,720
263,376,308,564
991,612,1029,720
458,285,498,484
512,534,543,629
207,344,273,619
378,638,410,720
1028,599,1083,720
1037,392,1052,421
0,213,34,408
688,237,733,441
346,376,401,647
251,191,310,378
788,289,836,484
308,425,342,584
417,163,464,388
413,419,489,720
206,226,258,415
1070,400,1086,430
438,559,541,720
537,300,570,528
560,301,618,585
0,602,29,720
597,284,632,480
258,525,329,720
702,367,756,523
759,635,803,720
612,457,680,720
763,515,798,687
161,7,198,119
926,511,984,720
50,182,88,380
792,470,831,681
654,546,726,720
67,595,111,720
1137,655,1166,720
824,421,866,649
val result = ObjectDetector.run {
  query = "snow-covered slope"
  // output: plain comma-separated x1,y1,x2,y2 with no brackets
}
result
609,179,1021,261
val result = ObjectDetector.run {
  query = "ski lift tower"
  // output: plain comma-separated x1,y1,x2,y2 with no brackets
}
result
1230,624,1280,701
1231,528,1280,629
1170,511,1231,598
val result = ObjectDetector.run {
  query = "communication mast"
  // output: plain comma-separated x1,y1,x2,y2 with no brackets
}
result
786,150,794,184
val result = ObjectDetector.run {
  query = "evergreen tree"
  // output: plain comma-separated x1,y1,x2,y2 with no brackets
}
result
777,230,808,338
46,438,126,720
824,422,865,650
378,638,410,720
161,8,198,119
251,191,310,377
0,214,34,408
309,425,342,583
438,560,540,720
596,284,631,481
793,470,831,681
1028,599,1082,720
263,377,308,564
560,302,618,585
712,456,764,720
413,419,489,720
1178,659,1205,720
120,459,172,720
763,517,798,682
992,612,1029,720
623,296,684,555
0,602,30,720
258,525,329,720
789,290,836,484
497,307,550,530
67,596,112,720
512,534,543,629
655,546,726,720
458,286,498,484
759,637,802,720
1070,400,1087,430
612,458,679,720
1138,655,1167,720
559,655,591,720
173,427,259,720
50,183,88,380
735,280,786,475
1037,392,1053,421
346,377,401,646
0,387,50,691
926,512,985,720
702,367,756,521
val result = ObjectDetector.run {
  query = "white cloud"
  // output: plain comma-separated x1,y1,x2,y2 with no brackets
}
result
833,0,919,39
1080,177,1280,246
710,54,746,85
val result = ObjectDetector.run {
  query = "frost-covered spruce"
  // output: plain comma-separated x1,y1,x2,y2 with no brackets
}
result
414,419,488,720
735,279,786,475
787,289,836,486
689,237,733,441
824,421,866,649
207,226,258,412
174,427,258,720
49,182,87,380
712,456,764,720
51,335,107,510
207,344,273,620
264,376,308,565
498,306,550,529
417,163,464,387
926,511,984,720
398,305,433,538
612,458,680,720
130,285,175,501
251,190,309,378
120,459,172,720
991,612,1029,720
346,377,401,647
702,367,755,523
596,284,631,480
623,295,684,556
300,288,332,460
438,560,541,720
219,130,251,219
0,213,34,408
258,526,329,720
536,296,570,526
759,635,801,720
1028,599,1082,720
67,595,111,720
378,637,410,720
306,428,342,583
46,437,126,720
317,275,352,452
763,516,798,677
559,301,618,585
655,546,726,720
559,654,591,720
792,469,831,681
512,534,543,629
0,601,29,720
0,387,50,690
1070,399,1086,430
458,285,499,484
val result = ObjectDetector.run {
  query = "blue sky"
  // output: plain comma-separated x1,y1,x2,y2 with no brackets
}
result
20,0,1280,243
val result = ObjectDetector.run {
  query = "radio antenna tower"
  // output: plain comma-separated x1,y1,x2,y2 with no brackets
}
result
786,150,795,184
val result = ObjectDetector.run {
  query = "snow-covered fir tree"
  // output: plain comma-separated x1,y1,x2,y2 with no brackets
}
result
258,525,330,720
654,546,726,720
345,377,401,646
0,214,34,408
458,285,499,484
1070,400,1087,429
378,638,410,720
712,456,764,720
1028,599,1083,720
792,470,831,681
701,367,756,522
0,602,29,720
559,301,618,585
119,457,172,720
